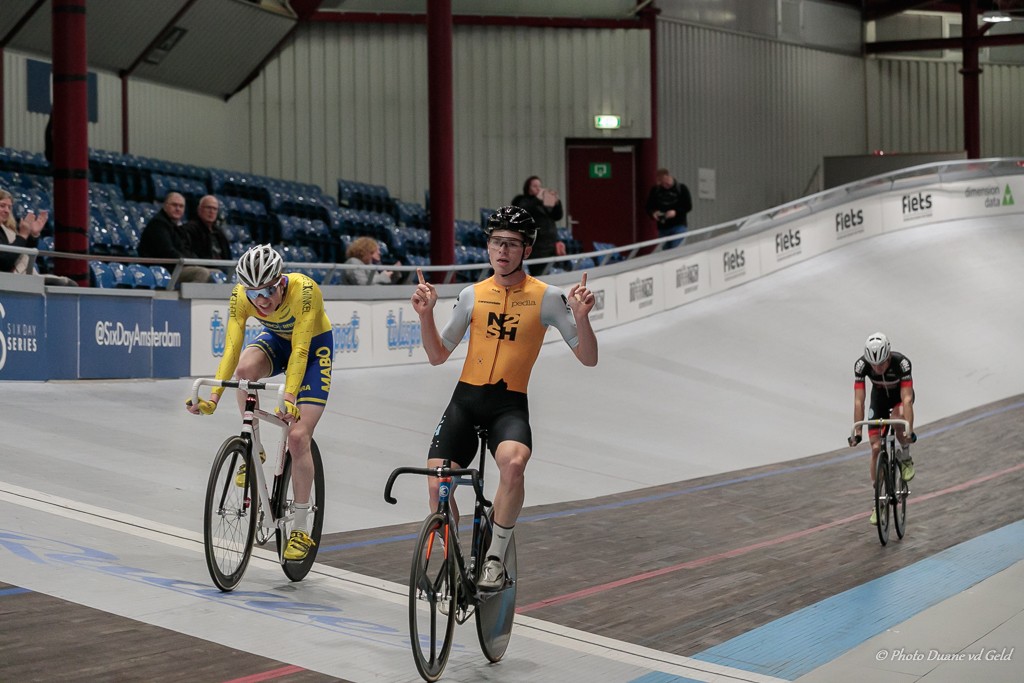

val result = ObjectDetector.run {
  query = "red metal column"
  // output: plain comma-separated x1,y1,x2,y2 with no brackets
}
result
637,4,659,243
961,0,981,159
427,0,455,270
51,0,90,284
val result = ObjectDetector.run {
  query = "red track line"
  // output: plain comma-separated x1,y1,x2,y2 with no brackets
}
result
222,665,305,683
517,461,1024,614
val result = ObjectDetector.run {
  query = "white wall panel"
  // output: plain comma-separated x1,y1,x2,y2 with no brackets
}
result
3,50,121,157
126,79,249,172
865,58,1024,159
249,23,648,221
657,20,866,229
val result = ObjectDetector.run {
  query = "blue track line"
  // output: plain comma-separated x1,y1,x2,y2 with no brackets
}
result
692,519,1024,680
321,400,1024,553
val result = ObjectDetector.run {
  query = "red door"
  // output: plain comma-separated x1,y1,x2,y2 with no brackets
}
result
565,144,636,250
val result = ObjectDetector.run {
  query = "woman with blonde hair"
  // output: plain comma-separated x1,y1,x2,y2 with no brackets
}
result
1,188,48,274
343,236,401,285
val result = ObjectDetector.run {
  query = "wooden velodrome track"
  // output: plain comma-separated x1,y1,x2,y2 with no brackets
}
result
2,216,1023,682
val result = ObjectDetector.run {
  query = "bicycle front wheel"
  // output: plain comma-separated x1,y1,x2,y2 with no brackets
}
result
275,438,326,582
475,513,518,663
893,460,908,539
874,456,890,546
204,436,257,591
409,512,457,682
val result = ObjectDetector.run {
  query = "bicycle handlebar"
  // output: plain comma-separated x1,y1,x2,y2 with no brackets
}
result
850,418,910,439
384,465,489,507
190,378,287,412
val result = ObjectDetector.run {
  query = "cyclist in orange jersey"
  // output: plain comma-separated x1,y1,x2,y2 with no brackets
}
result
411,206,598,590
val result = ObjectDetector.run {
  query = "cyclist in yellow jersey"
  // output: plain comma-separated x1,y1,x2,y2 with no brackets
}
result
186,244,333,561
411,206,598,590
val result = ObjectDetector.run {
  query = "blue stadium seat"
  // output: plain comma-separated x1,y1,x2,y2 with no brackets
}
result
107,262,131,287
149,265,172,289
126,263,156,289
89,261,115,289
208,270,228,284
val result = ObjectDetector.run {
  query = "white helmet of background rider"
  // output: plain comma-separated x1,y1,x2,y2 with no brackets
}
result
864,332,891,365
236,244,283,288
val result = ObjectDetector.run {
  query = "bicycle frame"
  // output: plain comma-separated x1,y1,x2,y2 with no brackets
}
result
385,459,490,591
851,418,911,545
192,377,294,558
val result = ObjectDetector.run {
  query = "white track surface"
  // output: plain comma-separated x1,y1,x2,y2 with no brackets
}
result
2,215,1022,682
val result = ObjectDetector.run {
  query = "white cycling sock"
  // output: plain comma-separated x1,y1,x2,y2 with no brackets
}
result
293,502,311,534
486,522,514,561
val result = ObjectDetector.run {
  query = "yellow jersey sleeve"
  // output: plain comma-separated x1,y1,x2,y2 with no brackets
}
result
211,274,331,398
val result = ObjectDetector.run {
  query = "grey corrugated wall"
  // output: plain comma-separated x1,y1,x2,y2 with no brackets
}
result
656,18,867,228
247,22,650,222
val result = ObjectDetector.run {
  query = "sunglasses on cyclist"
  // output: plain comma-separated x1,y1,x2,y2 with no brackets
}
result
244,280,281,301
487,237,525,250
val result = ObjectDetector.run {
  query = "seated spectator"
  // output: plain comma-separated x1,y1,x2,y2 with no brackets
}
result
186,195,231,274
138,192,215,283
343,236,402,285
0,188,77,286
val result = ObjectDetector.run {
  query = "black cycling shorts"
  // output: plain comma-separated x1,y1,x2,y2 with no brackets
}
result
868,387,915,420
428,381,532,468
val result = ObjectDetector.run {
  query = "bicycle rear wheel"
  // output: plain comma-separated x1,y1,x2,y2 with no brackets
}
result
874,455,890,546
475,513,518,663
893,459,908,539
409,512,457,682
275,438,325,581
204,436,257,591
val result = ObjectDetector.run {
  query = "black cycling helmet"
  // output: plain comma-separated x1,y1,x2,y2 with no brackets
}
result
484,206,537,247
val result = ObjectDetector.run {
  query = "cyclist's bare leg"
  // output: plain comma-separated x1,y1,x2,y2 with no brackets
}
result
490,440,531,529
868,431,882,484
232,347,273,413
287,403,324,505
891,402,913,445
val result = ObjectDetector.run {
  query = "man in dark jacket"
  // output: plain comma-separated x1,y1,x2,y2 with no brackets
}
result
138,192,213,283
645,168,692,249
186,195,231,274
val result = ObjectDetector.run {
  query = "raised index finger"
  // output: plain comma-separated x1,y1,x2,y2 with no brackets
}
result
579,272,588,289
417,268,426,285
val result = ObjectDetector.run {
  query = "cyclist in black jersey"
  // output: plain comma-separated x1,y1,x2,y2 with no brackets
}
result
848,332,916,525
411,206,599,590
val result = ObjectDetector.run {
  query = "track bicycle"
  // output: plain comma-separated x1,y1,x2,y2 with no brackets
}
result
384,428,518,682
191,378,325,591
851,418,912,546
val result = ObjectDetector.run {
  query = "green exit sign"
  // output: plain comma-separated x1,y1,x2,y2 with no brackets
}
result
589,163,611,179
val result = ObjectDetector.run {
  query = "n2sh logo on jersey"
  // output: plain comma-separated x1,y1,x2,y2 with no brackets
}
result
486,312,520,341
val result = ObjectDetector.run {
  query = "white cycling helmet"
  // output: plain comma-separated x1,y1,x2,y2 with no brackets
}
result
236,244,283,288
864,332,891,365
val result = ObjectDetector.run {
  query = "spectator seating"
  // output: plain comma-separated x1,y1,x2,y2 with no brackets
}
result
456,220,487,247
2,145,524,287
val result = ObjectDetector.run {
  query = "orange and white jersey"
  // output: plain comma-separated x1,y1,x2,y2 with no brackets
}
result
440,275,579,394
